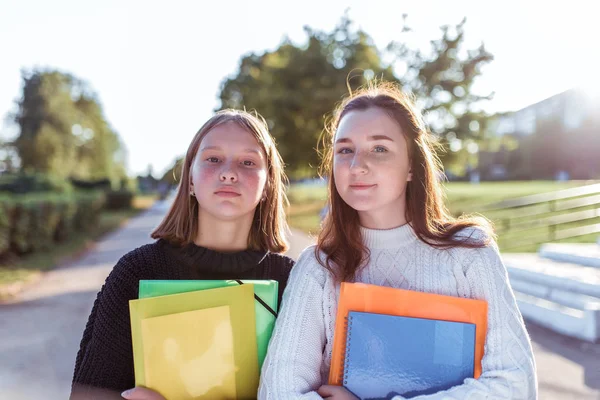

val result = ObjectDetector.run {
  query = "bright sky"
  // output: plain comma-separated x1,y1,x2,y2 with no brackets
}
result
1,0,597,177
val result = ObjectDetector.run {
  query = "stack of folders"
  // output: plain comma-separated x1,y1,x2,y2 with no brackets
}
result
329,282,488,399
129,279,278,400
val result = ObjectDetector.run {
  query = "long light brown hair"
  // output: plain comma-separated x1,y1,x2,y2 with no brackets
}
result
317,82,493,281
152,109,289,253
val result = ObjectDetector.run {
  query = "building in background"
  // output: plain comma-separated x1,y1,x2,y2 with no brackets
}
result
479,88,600,181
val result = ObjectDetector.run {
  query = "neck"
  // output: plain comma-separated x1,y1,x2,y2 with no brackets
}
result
358,199,408,230
361,223,415,249
195,210,254,252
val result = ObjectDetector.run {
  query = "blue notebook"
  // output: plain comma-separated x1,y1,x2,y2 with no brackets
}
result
343,311,476,399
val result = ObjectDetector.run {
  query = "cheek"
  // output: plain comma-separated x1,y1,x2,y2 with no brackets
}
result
382,163,406,183
333,161,350,195
193,164,219,185
373,154,409,175
239,169,267,193
333,158,349,179
367,152,396,165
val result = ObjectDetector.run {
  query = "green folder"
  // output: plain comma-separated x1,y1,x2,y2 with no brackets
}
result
130,284,258,398
139,279,278,369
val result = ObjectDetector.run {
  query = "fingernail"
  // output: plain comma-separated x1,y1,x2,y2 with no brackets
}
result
121,388,133,398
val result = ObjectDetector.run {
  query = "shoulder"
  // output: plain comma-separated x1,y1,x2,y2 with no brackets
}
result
100,241,174,300
264,252,295,269
262,252,295,280
121,240,169,263
289,245,330,282
452,225,495,246
295,244,321,265
112,240,172,277
448,226,506,278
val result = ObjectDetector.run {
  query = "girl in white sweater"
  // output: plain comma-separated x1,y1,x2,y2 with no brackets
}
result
259,82,537,399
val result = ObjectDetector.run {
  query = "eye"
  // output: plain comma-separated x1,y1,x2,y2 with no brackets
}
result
242,160,256,166
337,147,353,154
206,157,220,163
373,146,387,153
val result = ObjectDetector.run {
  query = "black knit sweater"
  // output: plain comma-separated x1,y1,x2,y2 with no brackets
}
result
71,239,295,394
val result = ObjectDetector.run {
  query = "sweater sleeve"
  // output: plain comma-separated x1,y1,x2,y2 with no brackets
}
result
393,243,538,400
258,246,328,399
71,252,141,393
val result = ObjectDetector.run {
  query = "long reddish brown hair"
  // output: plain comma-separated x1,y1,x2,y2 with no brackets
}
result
152,109,289,253
317,82,493,281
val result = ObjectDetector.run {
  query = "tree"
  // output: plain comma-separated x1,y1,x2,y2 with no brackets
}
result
218,15,395,177
12,68,126,183
218,15,494,178
72,95,124,182
13,70,80,177
387,17,493,152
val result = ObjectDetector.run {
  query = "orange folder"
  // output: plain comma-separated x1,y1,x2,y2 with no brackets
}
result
329,282,488,386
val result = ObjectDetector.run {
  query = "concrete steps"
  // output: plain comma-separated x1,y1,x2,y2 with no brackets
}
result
538,243,600,269
503,241,600,342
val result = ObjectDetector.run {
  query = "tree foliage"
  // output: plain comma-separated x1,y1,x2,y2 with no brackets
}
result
12,69,126,184
218,15,494,177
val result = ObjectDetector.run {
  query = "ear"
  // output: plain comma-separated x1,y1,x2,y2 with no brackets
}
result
407,170,413,181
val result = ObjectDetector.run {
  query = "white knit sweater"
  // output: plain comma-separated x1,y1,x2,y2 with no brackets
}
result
259,224,537,399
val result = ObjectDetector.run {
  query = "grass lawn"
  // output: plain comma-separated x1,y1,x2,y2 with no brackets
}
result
0,195,157,297
287,180,600,252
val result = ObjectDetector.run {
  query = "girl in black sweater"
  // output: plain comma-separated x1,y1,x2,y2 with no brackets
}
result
71,110,295,399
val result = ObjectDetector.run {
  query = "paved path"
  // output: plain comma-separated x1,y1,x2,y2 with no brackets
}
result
0,200,598,399
0,202,170,399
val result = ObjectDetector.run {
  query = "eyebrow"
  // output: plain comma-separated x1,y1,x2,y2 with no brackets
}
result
200,145,263,155
334,134,394,144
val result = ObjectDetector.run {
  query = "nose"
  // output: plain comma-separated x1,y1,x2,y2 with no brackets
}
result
349,151,368,174
220,162,238,182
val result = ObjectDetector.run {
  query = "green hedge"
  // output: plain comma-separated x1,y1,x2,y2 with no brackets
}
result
0,191,105,257
0,173,73,194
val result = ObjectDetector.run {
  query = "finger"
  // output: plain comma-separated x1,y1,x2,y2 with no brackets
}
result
121,386,166,400
317,384,338,397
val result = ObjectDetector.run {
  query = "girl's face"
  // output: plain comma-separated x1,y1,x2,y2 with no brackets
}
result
333,107,412,229
190,122,268,223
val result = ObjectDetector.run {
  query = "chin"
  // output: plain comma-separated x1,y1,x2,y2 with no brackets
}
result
216,208,246,218
343,199,378,212
215,211,238,218
216,207,256,221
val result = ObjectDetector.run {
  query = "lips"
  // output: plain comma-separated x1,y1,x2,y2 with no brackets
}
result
349,183,376,190
214,187,241,196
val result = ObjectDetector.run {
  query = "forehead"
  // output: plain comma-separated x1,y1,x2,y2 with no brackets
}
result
336,107,403,140
200,121,263,150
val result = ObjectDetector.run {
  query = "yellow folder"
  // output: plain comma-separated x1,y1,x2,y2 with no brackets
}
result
141,306,237,399
129,284,258,399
